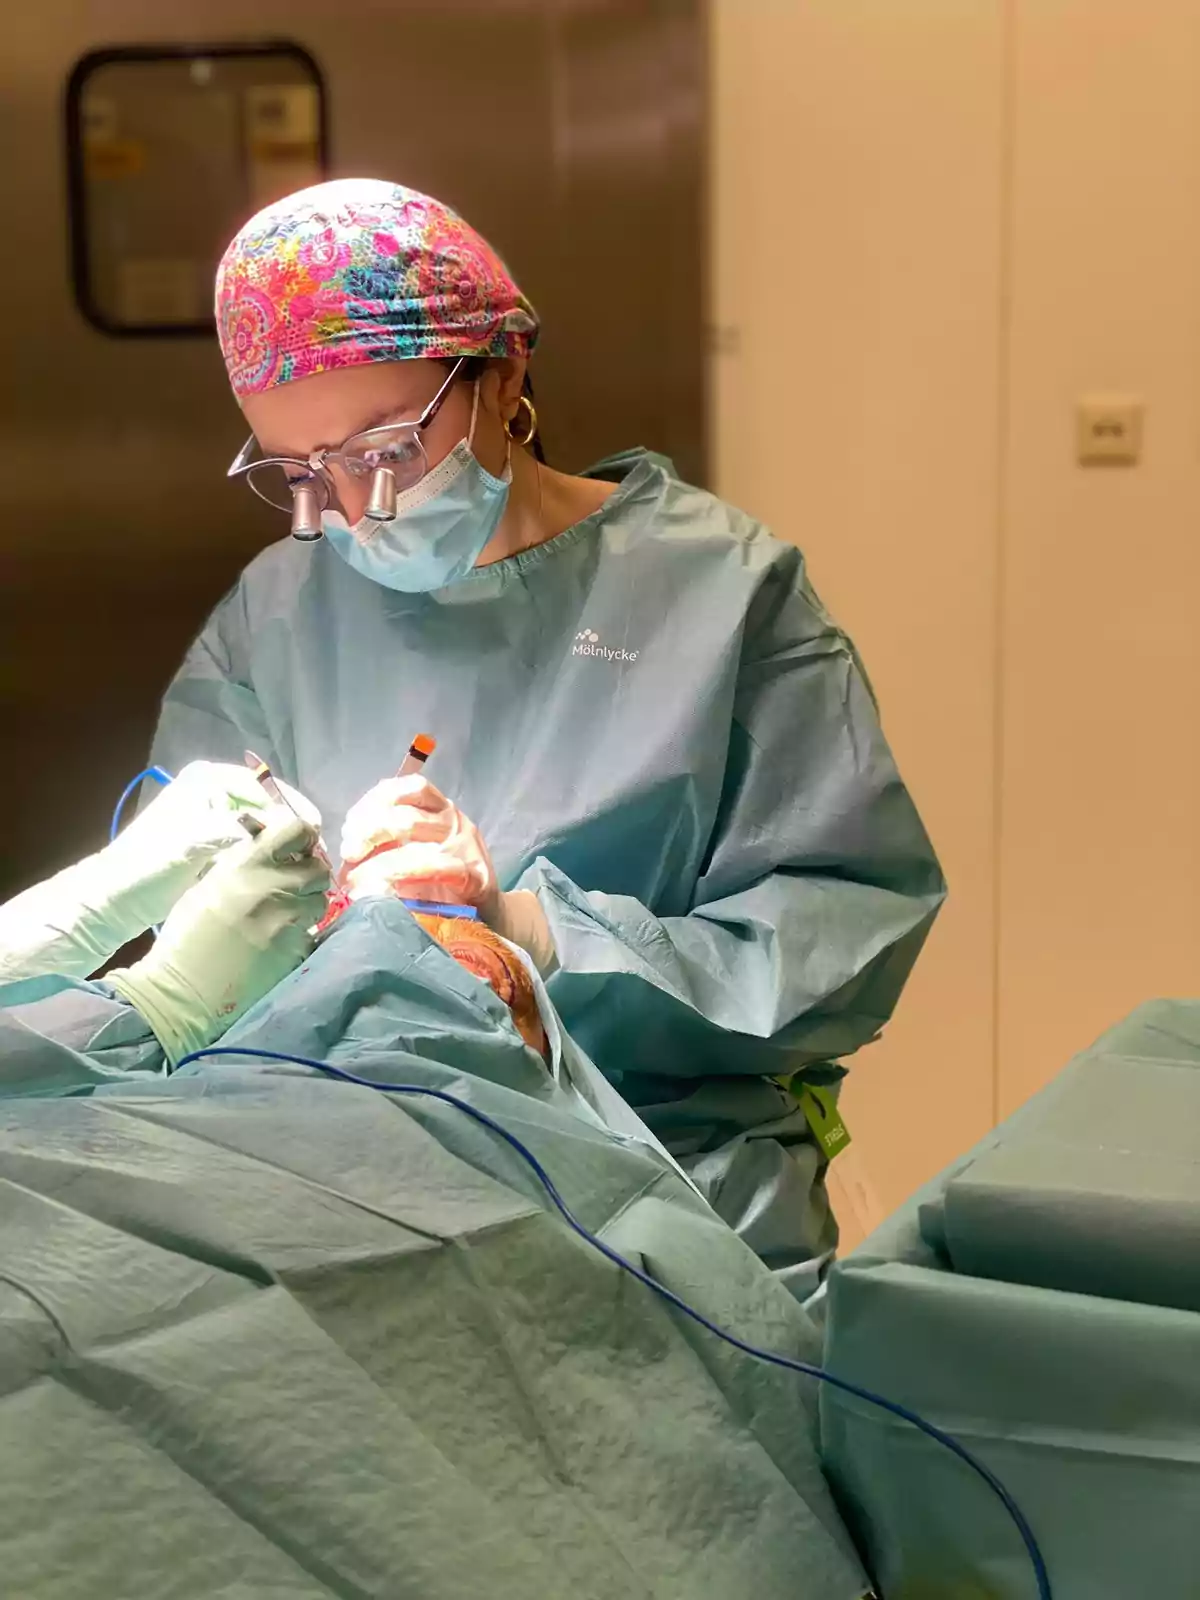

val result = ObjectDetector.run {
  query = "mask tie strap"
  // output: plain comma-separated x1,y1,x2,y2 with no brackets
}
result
467,376,512,478
467,378,482,449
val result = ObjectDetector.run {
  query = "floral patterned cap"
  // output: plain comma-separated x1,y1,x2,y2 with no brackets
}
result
215,178,539,399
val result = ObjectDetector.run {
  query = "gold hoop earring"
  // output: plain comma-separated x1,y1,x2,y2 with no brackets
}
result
504,394,538,447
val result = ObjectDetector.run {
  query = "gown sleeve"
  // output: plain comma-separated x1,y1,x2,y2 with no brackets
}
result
148,586,282,778
524,542,946,1083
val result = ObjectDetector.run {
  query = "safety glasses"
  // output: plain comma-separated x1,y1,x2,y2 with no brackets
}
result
227,357,465,541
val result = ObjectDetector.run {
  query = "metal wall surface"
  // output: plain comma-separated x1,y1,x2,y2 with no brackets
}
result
1,0,705,900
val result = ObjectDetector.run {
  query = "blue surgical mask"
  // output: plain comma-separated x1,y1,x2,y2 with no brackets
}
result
321,382,511,592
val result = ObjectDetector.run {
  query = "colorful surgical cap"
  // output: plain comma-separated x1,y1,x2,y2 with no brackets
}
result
215,178,539,399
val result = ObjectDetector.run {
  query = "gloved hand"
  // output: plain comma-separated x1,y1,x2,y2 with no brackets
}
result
0,762,319,985
107,812,329,1066
340,776,557,975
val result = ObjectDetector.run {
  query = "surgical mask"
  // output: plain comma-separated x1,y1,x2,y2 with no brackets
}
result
321,382,511,592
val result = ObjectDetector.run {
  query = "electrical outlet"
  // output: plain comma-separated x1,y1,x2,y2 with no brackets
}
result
1076,395,1144,465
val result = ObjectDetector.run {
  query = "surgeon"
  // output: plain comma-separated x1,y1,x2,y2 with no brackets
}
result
0,762,329,1085
148,177,946,1295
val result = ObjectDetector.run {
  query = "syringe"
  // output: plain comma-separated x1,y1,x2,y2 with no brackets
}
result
397,732,437,779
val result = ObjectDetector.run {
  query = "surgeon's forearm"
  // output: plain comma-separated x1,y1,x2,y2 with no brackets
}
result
492,889,558,977
0,859,139,984
524,859,943,1079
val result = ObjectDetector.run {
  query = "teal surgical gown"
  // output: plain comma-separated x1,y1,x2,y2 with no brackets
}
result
150,448,945,1294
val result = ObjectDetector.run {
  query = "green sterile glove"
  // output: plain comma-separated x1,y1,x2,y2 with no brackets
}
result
107,813,329,1066
340,776,559,975
0,761,319,984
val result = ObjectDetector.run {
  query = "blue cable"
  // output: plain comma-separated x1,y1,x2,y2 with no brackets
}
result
110,766,173,844
178,1043,1052,1600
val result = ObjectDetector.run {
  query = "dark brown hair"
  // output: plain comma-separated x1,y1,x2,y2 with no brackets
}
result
447,356,546,464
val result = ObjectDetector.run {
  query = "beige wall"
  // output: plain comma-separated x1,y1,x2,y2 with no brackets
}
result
711,0,1200,1232
1000,0,1200,1112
